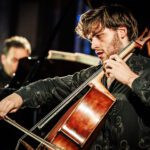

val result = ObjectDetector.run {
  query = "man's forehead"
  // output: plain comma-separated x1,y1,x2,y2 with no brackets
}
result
86,23,103,39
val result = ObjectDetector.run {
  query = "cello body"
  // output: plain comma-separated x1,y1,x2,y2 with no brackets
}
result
37,83,115,150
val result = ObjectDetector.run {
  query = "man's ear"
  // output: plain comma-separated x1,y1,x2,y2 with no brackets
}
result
117,26,127,39
1,54,6,65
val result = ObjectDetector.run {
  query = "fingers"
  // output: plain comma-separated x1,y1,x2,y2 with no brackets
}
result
103,54,129,79
0,99,17,119
102,54,138,87
103,54,125,78
0,93,23,119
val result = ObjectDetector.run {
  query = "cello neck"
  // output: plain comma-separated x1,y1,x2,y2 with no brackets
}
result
119,29,150,59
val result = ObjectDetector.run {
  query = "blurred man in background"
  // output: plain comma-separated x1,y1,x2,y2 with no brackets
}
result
0,36,31,88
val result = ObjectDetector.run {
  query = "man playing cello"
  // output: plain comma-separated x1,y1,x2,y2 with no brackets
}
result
0,4,150,150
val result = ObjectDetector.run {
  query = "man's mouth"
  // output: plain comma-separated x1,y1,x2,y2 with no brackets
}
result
96,51,104,58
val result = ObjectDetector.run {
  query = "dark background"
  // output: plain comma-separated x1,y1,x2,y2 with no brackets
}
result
0,0,149,57
0,0,149,149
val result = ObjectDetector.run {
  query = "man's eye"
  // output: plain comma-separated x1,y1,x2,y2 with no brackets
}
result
96,34,102,38
13,58,18,62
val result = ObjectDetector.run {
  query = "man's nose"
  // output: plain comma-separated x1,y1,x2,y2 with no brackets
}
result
91,37,99,50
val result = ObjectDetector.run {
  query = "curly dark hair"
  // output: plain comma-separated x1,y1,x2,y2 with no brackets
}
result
75,4,138,41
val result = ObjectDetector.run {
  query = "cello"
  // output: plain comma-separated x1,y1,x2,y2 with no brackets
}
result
4,29,150,150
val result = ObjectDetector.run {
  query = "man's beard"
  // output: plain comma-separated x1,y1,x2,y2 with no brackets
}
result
111,32,123,56
101,32,123,63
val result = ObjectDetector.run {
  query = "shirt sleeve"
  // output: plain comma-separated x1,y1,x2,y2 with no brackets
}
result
132,69,150,106
15,65,101,108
